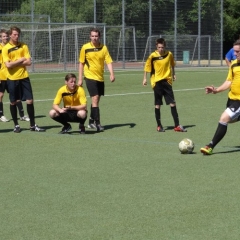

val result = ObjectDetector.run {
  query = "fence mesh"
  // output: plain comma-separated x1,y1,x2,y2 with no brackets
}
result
0,0,223,72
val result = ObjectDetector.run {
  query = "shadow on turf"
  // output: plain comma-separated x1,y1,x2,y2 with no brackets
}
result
212,146,240,155
165,124,196,131
103,123,136,130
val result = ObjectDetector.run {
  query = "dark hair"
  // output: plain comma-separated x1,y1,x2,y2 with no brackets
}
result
90,28,101,37
65,73,77,81
0,29,9,36
9,26,21,35
233,39,240,46
156,38,166,46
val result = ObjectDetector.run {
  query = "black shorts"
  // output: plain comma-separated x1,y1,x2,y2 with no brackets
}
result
60,110,87,123
7,77,33,103
153,80,175,105
0,81,8,93
85,77,104,97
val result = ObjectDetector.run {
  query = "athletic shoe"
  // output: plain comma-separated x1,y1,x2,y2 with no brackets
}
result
79,125,86,134
87,123,96,129
13,125,21,133
157,126,165,132
58,124,72,134
96,124,104,132
30,124,46,132
174,125,187,132
20,116,30,121
0,116,9,122
200,146,213,155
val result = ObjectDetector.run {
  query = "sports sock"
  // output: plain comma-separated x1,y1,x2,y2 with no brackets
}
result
171,106,179,127
10,104,18,126
79,116,87,125
92,107,100,125
208,122,227,149
27,104,35,126
155,108,161,126
0,102,3,117
16,101,24,117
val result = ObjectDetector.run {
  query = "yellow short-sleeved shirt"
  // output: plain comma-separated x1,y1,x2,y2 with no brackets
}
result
0,44,8,80
53,85,87,107
144,50,175,88
2,42,31,80
227,60,240,100
79,42,113,82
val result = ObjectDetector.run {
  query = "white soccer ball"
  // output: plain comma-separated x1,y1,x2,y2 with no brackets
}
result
179,138,194,154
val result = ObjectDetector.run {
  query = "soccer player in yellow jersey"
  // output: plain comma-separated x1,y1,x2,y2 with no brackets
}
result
143,38,186,132
2,26,44,133
201,39,240,155
0,29,29,123
78,28,115,132
49,73,87,134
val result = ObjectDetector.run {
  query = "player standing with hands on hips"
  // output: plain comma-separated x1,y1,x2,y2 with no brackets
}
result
200,39,240,155
2,26,45,133
143,38,186,133
78,28,115,132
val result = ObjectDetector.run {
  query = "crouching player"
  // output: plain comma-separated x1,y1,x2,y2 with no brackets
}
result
49,73,87,134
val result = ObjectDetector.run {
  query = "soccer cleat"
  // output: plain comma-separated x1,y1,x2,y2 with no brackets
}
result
87,123,96,129
79,125,86,134
157,126,165,132
174,125,187,132
30,124,46,132
96,124,104,132
200,146,213,155
20,116,30,121
13,125,21,133
0,116,10,122
58,124,72,134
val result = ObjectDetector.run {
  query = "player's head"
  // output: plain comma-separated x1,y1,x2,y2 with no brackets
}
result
90,28,101,45
155,38,166,54
0,29,9,44
65,73,77,91
233,39,240,60
9,26,21,43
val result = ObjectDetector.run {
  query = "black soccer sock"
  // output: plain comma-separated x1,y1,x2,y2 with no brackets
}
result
0,102,3,117
16,101,24,117
10,104,18,126
89,105,94,124
155,108,162,126
171,106,179,127
27,104,35,126
208,122,228,149
92,107,100,125
79,116,87,125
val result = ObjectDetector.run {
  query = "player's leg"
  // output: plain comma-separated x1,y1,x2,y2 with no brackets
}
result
16,100,30,121
77,109,87,134
49,109,71,134
7,80,20,132
154,82,164,132
21,78,45,132
200,101,240,155
163,81,186,132
0,81,9,122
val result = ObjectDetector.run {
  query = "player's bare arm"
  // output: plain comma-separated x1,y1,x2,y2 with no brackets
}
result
142,72,148,86
205,80,231,94
78,62,84,86
107,63,115,82
5,57,27,68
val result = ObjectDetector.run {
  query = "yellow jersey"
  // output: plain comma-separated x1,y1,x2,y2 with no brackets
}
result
144,50,175,88
79,42,113,82
227,60,240,100
0,43,8,80
53,85,87,107
2,41,31,80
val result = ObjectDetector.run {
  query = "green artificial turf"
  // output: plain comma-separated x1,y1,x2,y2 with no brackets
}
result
1,68,240,240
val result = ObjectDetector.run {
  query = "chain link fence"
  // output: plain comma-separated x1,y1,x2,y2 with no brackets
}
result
0,0,223,72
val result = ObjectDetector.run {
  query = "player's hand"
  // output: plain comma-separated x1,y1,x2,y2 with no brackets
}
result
205,85,215,94
110,75,115,82
142,79,147,86
78,79,83,86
